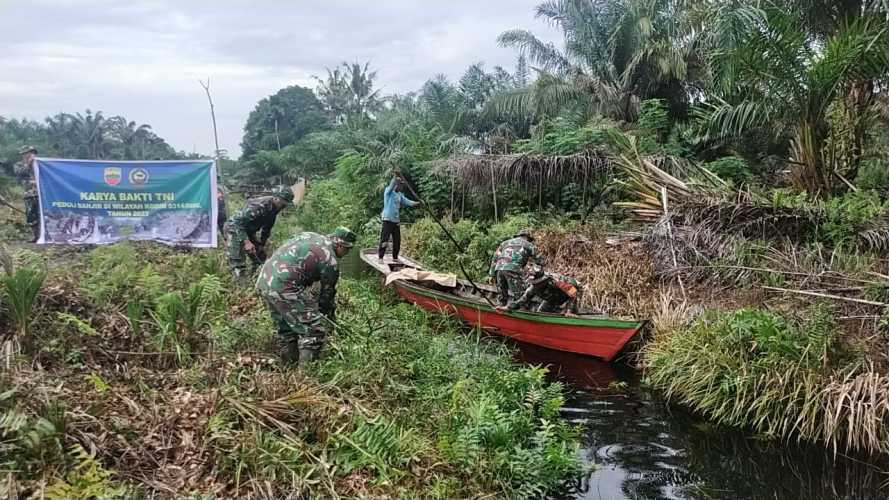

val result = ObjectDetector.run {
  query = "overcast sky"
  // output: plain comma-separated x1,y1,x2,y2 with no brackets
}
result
1,1,561,158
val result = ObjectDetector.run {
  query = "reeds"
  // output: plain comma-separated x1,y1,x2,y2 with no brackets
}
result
645,308,889,454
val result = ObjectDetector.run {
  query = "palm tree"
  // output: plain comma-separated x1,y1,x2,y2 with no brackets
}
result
45,113,74,155
495,0,695,122
67,110,108,159
698,7,889,198
315,62,383,125
107,117,152,159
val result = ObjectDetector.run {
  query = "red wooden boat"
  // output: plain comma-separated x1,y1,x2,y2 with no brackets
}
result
360,250,645,361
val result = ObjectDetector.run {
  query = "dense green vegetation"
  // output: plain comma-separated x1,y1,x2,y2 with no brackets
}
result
0,111,191,171
0,239,581,497
3,0,889,494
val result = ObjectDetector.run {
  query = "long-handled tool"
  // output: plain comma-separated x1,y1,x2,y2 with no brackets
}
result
0,194,25,215
397,173,498,309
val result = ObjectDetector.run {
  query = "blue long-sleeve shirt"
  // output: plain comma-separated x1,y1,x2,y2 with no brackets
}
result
381,178,418,223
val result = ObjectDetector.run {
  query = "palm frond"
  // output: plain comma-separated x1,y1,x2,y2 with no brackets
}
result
497,29,573,76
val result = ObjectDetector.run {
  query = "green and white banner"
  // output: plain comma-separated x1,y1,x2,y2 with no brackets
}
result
35,158,217,247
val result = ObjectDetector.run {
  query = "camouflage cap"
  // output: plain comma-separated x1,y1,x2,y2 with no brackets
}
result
272,190,294,203
515,228,534,241
18,145,37,155
330,226,357,247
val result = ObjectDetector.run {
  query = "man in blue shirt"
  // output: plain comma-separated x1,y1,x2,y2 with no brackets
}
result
378,169,420,261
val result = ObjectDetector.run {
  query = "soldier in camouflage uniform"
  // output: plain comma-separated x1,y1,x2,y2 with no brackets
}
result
497,265,584,316
216,185,228,235
224,190,293,282
256,227,356,364
13,146,40,242
487,229,544,307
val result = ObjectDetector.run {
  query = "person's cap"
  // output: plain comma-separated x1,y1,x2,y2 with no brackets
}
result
330,226,357,247
19,145,37,155
516,228,534,240
272,190,294,203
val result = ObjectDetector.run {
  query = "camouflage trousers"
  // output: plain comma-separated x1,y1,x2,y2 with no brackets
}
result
223,223,265,279
495,270,525,307
259,290,328,361
24,192,39,241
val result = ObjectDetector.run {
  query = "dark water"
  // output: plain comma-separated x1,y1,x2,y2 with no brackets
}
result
517,344,889,500
345,256,888,499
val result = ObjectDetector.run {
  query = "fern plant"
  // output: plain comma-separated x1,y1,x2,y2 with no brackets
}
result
45,444,128,499
183,274,225,334
333,415,420,482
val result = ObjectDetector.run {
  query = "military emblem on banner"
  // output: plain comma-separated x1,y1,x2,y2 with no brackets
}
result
104,167,122,186
129,168,149,186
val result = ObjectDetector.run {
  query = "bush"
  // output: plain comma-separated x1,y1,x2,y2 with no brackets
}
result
854,159,889,191
295,176,369,236
402,213,545,280
644,307,889,453
704,156,753,186
819,190,887,248
310,279,582,497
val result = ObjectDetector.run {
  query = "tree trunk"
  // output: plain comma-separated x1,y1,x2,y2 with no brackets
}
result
791,120,832,199
844,79,874,183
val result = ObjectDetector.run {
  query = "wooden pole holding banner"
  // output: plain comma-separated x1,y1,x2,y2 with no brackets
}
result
198,78,221,160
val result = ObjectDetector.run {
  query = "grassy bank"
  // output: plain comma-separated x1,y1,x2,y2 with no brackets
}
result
0,236,582,498
396,212,889,456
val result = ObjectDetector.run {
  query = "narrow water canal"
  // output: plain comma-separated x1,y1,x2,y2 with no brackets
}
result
518,344,888,500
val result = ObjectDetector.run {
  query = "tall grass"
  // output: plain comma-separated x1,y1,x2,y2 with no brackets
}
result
645,307,889,454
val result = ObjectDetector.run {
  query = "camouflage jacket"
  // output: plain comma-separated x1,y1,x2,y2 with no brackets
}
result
256,232,339,318
488,236,543,276
511,272,583,313
228,196,282,245
13,161,36,195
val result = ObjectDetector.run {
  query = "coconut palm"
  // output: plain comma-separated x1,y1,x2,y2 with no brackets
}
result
315,62,383,125
698,7,889,198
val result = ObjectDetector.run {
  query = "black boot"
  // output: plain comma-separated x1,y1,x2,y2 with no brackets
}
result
298,348,319,363
280,339,300,365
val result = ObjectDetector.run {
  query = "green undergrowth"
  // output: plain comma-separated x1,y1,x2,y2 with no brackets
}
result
311,278,584,497
2,240,583,498
401,213,583,281
644,307,889,454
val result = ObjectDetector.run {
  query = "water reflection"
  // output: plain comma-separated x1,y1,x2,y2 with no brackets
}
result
515,343,889,500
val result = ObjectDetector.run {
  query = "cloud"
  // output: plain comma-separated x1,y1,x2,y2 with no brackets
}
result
0,0,561,158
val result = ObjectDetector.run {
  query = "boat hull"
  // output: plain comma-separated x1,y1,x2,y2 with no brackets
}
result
391,279,642,362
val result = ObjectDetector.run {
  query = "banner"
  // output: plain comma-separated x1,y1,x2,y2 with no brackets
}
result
35,159,217,247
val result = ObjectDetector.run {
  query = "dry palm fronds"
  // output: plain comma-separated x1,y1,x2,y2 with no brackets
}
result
677,200,820,240
441,151,613,192
822,370,889,454
643,214,752,284
859,217,889,252
610,135,736,221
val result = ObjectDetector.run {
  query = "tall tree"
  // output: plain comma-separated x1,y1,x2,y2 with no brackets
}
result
496,0,695,122
240,85,330,158
315,62,383,125
67,110,107,159
107,117,151,160
699,6,889,198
